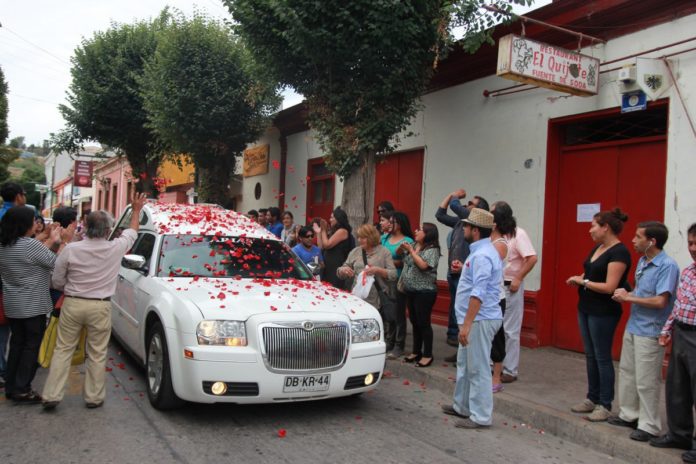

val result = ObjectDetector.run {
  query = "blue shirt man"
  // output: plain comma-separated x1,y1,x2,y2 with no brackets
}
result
443,208,502,429
610,222,680,440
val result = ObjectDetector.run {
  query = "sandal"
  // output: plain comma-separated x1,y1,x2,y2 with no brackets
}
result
404,354,421,363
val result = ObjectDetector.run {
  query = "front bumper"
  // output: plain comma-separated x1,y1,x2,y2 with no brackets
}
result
165,327,386,404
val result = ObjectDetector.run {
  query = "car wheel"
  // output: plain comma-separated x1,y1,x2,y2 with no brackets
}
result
146,321,184,410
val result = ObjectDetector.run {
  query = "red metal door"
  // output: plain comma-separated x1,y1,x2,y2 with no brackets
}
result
552,139,666,357
373,149,424,229
306,158,335,224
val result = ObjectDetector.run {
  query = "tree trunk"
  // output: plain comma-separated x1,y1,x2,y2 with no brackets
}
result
197,157,232,206
341,150,376,235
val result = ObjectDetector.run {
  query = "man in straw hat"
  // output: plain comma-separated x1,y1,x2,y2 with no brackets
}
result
440,208,503,429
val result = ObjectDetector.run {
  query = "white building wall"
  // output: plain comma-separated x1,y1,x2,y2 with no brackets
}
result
239,129,282,213
248,12,696,286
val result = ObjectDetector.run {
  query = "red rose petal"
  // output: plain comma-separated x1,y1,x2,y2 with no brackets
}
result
277,429,286,438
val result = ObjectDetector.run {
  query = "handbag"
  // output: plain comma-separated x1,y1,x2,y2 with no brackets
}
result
38,309,87,368
362,249,397,322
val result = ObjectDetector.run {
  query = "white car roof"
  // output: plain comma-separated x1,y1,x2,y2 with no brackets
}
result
142,202,278,240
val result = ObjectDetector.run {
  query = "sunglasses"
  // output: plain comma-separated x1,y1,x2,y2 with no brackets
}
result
302,234,314,239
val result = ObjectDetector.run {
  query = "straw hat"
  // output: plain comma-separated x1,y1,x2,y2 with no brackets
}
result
463,208,494,229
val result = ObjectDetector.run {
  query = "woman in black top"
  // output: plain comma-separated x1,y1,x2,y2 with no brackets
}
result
566,208,631,422
314,207,353,290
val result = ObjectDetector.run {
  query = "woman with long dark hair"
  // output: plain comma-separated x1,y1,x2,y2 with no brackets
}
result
314,207,353,290
0,206,62,403
567,208,631,422
381,211,414,358
489,201,517,393
399,222,440,367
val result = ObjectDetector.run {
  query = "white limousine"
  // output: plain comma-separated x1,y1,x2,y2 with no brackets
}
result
110,202,385,409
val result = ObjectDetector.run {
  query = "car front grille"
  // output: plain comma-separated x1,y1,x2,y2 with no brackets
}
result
262,322,348,371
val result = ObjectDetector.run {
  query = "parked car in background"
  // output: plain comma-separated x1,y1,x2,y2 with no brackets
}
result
111,202,385,409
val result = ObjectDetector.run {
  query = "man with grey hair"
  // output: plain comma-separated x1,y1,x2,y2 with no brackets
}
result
41,193,147,410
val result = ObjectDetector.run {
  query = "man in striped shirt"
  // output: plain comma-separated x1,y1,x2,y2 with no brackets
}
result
650,222,696,462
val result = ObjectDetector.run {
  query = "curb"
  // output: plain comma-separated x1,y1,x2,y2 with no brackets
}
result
385,359,683,464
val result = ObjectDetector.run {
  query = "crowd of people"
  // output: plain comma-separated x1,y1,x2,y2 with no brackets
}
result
250,191,696,460
2,182,696,462
0,180,147,410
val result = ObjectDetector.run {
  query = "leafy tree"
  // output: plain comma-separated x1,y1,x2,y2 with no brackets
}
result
57,12,172,195
0,67,8,145
226,0,530,226
0,66,18,183
141,12,280,204
9,136,25,149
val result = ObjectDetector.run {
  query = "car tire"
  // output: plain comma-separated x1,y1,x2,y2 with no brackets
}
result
146,321,184,410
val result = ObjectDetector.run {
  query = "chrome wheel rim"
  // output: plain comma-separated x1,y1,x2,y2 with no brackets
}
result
147,333,164,396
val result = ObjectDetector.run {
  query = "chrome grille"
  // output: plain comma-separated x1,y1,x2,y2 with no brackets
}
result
262,322,348,371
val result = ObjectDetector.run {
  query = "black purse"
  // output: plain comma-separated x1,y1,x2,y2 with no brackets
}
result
362,249,397,322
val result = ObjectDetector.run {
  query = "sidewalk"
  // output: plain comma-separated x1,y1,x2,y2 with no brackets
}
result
386,323,686,464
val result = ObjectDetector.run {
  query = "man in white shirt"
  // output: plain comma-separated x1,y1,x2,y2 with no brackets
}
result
497,202,537,383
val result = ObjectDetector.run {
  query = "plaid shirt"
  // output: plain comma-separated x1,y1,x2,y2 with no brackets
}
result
661,262,696,335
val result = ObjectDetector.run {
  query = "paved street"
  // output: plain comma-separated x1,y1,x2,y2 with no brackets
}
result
0,340,629,464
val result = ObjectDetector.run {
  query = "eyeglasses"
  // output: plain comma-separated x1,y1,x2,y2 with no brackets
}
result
303,234,314,239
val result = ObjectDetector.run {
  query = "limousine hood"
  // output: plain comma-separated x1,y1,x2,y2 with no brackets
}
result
158,277,378,321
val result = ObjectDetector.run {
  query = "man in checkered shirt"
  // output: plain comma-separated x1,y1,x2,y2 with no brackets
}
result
650,222,696,463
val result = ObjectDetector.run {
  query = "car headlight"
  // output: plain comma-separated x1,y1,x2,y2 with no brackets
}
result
351,319,381,343
196,320,247,346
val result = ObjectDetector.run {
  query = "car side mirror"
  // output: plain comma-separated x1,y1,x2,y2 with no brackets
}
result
122,254,147,271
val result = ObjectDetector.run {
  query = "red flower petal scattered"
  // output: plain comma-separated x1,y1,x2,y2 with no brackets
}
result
277,429,286,438
402,380,410,386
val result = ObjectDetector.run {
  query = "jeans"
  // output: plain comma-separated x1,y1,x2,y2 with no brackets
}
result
452,319,502,425
0,324,10,379
577,311,620,410
385,290,407,350
406,291,437,358
5,315,46,396
447,273,460,340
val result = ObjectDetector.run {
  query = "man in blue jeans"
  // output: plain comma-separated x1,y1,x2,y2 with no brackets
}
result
440,208,502,429
435,189,489,363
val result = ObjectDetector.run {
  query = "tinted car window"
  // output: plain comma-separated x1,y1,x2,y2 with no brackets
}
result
157,235,312,280
131,233,157,268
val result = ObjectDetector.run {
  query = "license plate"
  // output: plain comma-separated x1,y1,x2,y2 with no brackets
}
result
283,374,331,393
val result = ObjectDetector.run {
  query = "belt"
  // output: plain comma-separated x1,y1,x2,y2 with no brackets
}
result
503,280,512,286
676,321,696,331
65,295,111,302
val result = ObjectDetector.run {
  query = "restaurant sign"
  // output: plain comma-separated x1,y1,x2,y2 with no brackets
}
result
243,144,270,178
497,34,600,97
73,160,94,188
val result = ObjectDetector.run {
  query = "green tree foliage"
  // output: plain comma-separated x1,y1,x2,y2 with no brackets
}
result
225,0,530,225
0,66,19,183
0,67,8,145
58,13,171,194
9,136,25,149
141,12,280,204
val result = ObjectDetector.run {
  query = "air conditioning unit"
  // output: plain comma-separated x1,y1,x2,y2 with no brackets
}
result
618,65,637,83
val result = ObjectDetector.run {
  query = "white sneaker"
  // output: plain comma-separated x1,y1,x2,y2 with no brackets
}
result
570,398,595,413
587,405,611,422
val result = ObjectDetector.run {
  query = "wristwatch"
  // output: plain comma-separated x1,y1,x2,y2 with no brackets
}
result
583,279,589,288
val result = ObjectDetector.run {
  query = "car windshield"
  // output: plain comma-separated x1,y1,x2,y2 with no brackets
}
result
157,235,312,280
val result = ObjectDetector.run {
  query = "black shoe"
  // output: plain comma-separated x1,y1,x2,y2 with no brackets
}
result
630,429,657,442
682,450,696,463
441,404,469,419
42,401,59,411
403,354,421,363
415,357,433,368
607,416,638,429
649,434,692,450
444,353,458,363
86,401,104,409
446,338,459,347
12,391,42,405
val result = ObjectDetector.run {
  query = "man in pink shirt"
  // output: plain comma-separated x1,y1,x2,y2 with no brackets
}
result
497,202,538,383
41,193,147,410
